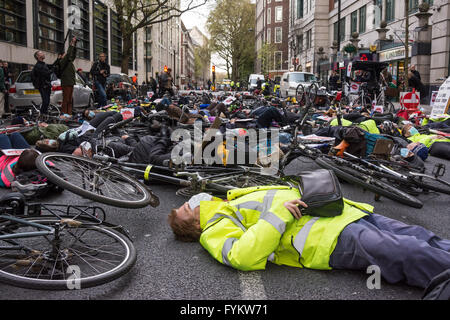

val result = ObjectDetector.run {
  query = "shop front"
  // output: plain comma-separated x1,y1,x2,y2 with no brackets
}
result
378,46,412,87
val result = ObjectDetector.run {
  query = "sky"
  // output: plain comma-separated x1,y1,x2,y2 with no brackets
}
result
180,1,214,36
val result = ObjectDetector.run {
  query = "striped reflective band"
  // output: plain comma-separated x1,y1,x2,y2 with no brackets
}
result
237,201,263,212
293,217,320,258
260,211,286,234
2,166,15,186
222,237,237,266
268,252,275,262
144,165,153,181
207,214,247,232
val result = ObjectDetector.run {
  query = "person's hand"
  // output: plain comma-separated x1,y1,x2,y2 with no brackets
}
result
121,135,129,140
70,36,77,46
284,199,308,220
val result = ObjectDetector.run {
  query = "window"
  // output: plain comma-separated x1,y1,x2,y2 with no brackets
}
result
70,0,90,59
296,0,303,19
359,5,366,34
267,8,271,25
35,0,64,53
306,29,312,49
93,0,108,59
110,10,122,67
275,6,282,22
267,28,271,44
0,0,27,45
305,0,308,14
333,18,345,42
275,27,282,43
385,0,395,23
351,11,358,34
274,51,282,70
297,34,303,53
409,0,419,14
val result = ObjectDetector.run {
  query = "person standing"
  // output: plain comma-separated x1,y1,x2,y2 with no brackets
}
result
0,63,5,118
59,37,78,115
31,52,54,115
90,52,110,107
160,68,174,97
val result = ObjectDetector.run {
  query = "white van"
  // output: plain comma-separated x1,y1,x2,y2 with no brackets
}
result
280,72,317,98
248,74,265,91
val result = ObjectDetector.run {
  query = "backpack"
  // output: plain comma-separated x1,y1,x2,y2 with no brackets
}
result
422,269,450,300
53,59,62,79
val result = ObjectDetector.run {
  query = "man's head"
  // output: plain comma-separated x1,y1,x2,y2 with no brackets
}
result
410,65,416,71
12,150,39,175
168,202,201,242
167,68,172,74
402,123,419,138
99,53,107,62
34,51,45,62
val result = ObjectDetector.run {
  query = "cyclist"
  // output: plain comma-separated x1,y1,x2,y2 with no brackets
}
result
168,187,450,289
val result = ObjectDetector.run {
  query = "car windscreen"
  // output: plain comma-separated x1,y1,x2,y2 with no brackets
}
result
289,73,317,83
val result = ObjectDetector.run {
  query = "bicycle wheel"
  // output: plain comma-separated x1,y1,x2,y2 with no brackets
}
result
315,156,423,208
36,153,153,209
0,216,136,290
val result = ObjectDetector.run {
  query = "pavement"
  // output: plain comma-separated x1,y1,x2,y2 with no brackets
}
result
0,154,448,301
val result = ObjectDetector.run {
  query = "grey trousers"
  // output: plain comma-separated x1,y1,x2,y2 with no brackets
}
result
329,213,450,289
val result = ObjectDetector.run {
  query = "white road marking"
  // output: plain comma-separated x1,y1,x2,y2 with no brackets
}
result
238,271,267,300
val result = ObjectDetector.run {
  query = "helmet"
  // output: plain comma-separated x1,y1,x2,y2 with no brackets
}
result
380,121,395,135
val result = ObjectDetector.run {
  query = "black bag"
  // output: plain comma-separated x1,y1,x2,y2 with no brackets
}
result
297,169,344,218
422,269,450,300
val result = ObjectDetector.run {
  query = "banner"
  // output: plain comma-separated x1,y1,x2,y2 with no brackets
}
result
430,77,450,117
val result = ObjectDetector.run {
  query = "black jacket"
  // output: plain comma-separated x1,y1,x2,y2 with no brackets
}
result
90,61,110,86
31,61,53,90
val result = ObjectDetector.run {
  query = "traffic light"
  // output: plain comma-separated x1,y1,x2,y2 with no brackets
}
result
212,65,216,73
359,53,373,61
164,65,168,72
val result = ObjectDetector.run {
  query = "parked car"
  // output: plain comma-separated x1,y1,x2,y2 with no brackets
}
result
105,73,137,100
8,70,94,113
248,74,265,91
280,72,317,98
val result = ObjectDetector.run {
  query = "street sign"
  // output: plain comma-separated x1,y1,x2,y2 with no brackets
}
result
121,108,135,120
350,82,360,93
430,76,450,117
400,91,421,110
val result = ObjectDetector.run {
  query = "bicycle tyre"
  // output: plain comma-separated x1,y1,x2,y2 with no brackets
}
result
315,157,423,208
35,153,153,209
0,216,136,290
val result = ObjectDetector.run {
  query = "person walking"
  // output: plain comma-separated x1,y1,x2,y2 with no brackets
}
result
59,37,78,115
159,68,174,97
90,52,110,107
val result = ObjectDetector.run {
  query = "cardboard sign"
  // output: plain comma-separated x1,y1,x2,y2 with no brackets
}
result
429,91,439,107
147,91,154,99
347,62,352,77
223,97,236,106
1,149,25,157
350,82,360,93
430,77,450,117
372,105,384,114
121,108,135,120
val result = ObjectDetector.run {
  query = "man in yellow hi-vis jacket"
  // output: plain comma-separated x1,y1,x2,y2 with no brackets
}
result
168,186,450,289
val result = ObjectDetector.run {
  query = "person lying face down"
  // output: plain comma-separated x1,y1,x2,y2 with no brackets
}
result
168,187,450,289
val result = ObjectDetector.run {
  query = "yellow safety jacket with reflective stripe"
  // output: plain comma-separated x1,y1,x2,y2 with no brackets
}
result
330,119,380,134
199,186,370,271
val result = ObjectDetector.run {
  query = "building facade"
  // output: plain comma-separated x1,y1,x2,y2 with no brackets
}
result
189,26,211,88
255,0,290,80
0,0,183,87
180,21,195,89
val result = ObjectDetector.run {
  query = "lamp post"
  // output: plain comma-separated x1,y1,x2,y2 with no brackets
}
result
317,47,325,86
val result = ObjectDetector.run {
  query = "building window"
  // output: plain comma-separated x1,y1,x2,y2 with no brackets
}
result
70,0,90,59
409,0,419,14
297,34,303,53
333,18,345,43
359,5,366,34
274,51,282,70
267,28,271,44
385,0,395,23
305,0,308,14
306,29,312,49
267,8,271,25
93,0,108,59
145,26,152,41
296,0,303,19
110,10,122,67
351,11,357,34
0,0,27,45
275,27,282,43
275,6,282,22
35,0,64,53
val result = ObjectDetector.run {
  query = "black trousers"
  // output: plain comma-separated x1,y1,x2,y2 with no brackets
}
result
39,86,51,114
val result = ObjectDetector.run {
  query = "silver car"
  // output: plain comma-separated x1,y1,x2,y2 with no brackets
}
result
280,72,317,98
8,71,94,113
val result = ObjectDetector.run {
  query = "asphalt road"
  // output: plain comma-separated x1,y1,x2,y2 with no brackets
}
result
0,155,449,301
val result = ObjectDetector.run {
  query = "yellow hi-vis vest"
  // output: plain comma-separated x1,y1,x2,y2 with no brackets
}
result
199,186,370,271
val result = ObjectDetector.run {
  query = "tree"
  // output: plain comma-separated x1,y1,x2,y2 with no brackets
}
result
111,0,209,74
206,0,255,82
258,43,277,79
194,39,212,85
